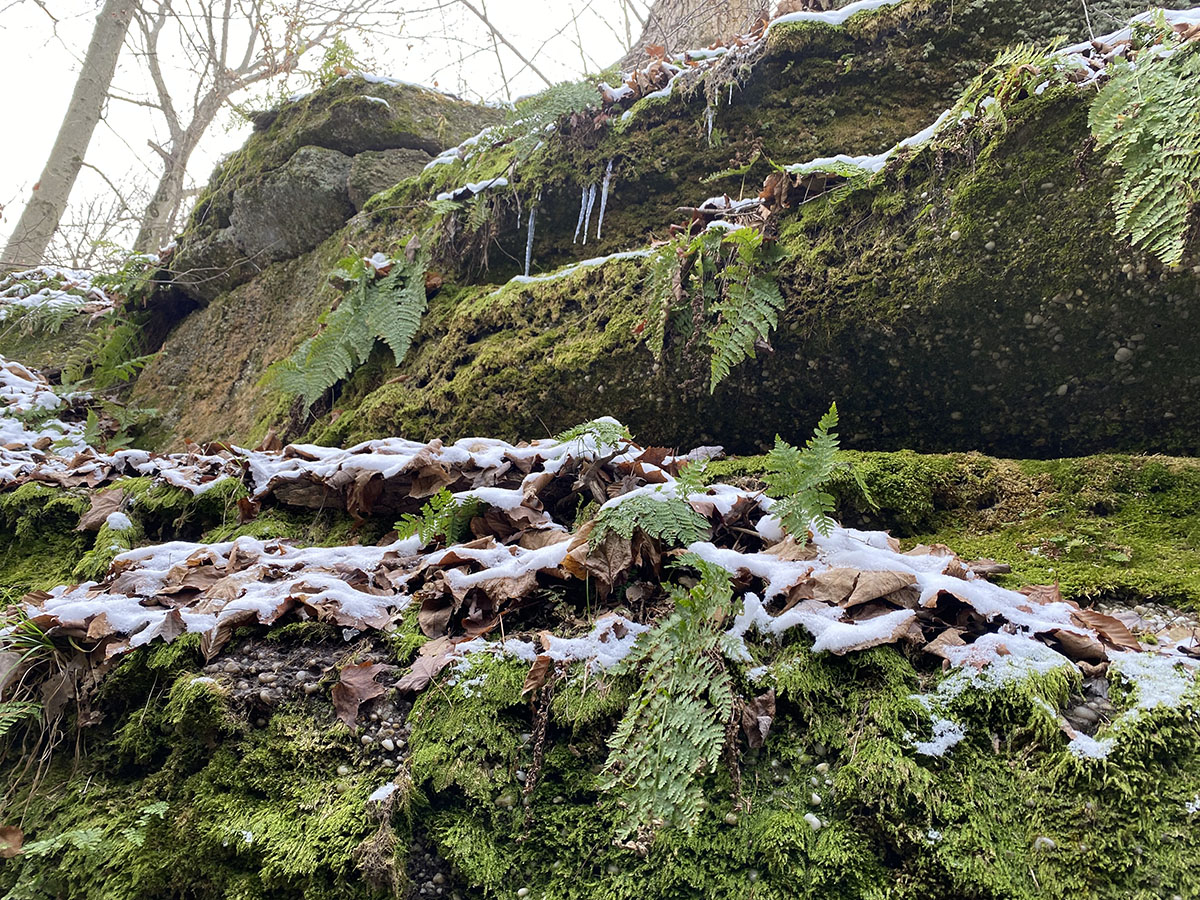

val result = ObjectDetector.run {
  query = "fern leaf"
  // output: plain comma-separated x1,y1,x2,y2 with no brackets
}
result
395,489,482,548
764,403,854,543
600,559,735,837
0,700,42,739
589,491,709,549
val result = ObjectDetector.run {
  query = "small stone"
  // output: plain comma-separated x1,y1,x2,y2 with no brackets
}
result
361,734,374,746
724,812,739,825
515,769,527,784
804,812,822,831
255,717,267,728
257,672,277,685
257,690,274,706
1114,347,1134,363
223,661,241,673
984,240,996,251
815,762,830,775
1056,384,1068,396
811,793,822,806
303,682,321,695
516,888,529,898
949,229,962,241
433,873,446,885
337,765,351,777
1033,836,1057,852
381,738,396,752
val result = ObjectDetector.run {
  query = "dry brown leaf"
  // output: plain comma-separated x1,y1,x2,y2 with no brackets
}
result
739,689,776,748
1049,628,1108,663
925,627,966,660
77,489,128,532
1070,609,1141,652
332,661,391,728
521,654,554,698
763,536,818,562
517,529,572,551
844,571,917,609
1019,583,1063,606
0,825,23,859
86,612,115,640
395,637,455,692
811,568,859,605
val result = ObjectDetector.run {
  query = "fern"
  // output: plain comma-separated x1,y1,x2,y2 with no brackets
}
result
554,418,633,452
270,250,429,410
642,225,785,392
764,403,871,543
600,555,735,837
395,489,482,548
62,316,156,389
589,490,709,550
0,700,42,739
500,80,603,149
1090,44,1200,266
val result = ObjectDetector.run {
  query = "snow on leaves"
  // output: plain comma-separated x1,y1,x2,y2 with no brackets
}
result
6,406,1196,753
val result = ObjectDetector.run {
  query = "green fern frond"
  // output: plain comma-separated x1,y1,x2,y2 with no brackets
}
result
589,490,709,549
708,272,784,393
270,251,429,410
395,489,482,548
764,403,870,542
0,700,42,739
554,418,633,451
1090,47,1200,266
600,558,735,837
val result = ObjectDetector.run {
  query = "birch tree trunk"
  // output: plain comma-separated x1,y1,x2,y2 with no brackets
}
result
1,0,137,269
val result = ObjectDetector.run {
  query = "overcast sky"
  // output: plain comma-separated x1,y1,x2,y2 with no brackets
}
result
0,0,644,259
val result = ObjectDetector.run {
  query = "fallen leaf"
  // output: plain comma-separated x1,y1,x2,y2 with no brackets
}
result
0,825,22,859
1049,628,1108,663
739,689,776,748
811,568,859,605
396,638,455,692
332,661,391,728
763,536,818,562
843,571,917,609
925,627,966,660
521,654,554,698
77,489,128,532
1020,583,1063,606
1070,609,1141,652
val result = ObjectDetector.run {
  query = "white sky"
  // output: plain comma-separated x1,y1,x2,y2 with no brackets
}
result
0,0,645,258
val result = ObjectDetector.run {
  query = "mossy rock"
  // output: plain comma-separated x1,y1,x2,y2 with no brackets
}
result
131,0,1199,457
168,77,502,304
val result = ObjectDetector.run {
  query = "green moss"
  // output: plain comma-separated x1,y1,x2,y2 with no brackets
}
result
0,483,91,601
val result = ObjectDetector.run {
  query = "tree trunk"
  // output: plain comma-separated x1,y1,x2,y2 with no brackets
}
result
619,0,769,69
1,0,137,269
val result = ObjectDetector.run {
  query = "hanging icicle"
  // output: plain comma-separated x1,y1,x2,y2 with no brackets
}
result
573,186,587,244
705,106,714,146
524,197,538,277
581,183,598,245
596,160,614,241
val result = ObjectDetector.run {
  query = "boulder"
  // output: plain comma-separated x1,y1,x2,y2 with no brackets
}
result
169,78,503,303
347,148,432,210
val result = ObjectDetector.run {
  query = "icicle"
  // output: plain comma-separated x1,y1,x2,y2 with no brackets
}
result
524,201,537,277
705,106,714,146
581,183,597,245
728,82,733,105
573,186,587,244
596,160,613,241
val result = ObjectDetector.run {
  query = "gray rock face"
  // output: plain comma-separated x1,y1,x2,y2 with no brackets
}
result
168,79,503,304
347,148,432,210
229,146,355,264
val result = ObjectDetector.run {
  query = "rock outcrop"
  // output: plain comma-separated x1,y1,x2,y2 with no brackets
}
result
169,78,502,303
